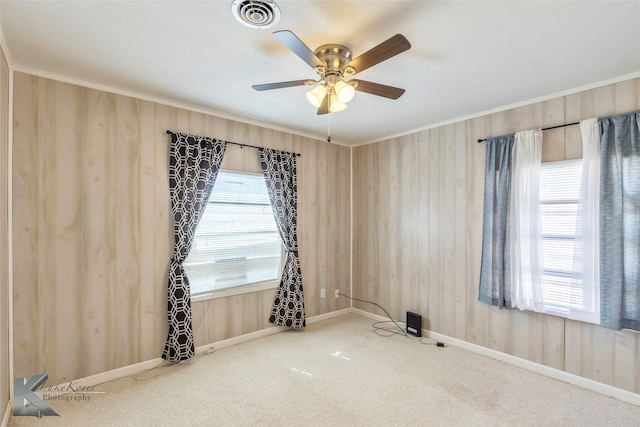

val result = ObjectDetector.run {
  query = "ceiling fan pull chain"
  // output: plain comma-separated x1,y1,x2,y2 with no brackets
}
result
327,110,332,143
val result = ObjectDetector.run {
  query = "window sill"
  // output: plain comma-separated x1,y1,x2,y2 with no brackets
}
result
519,305,600,326
191,280,280,303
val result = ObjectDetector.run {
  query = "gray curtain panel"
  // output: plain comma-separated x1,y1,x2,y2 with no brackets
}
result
599,112,640,332
478,135,515,308
258,148,306,328
163,132,227,361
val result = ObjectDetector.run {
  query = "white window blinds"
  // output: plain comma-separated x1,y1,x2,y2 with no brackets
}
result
184,171,283,296
539,159,583,315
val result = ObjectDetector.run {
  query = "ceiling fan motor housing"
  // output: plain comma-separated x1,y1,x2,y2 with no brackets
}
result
314,44,355,80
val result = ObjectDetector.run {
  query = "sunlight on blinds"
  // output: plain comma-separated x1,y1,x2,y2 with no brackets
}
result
539,159,582,314
184,171,283,296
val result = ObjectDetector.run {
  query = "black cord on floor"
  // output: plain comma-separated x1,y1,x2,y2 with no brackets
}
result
419,337,443,346
338,293,445,346
338,293,407,337
372,320,408,337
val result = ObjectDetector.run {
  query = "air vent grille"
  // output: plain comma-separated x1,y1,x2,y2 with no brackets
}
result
232,0,281,30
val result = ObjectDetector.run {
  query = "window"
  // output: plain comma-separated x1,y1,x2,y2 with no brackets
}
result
184,171,283,298
539,159,582,316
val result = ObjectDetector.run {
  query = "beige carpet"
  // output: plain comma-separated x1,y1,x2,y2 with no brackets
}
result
9,313,640,426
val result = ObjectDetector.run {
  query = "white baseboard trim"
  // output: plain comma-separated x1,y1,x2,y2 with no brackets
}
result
307,308,352,325
47,309,352,391
351,308,392,322
194,324,287,356
425,330,640,407
44,357,168,394
194,309,351,355
33,308,639,408
351,308,640,407
1,400,11,427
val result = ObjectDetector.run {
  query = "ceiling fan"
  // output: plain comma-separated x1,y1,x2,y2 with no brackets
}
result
252,30,411,115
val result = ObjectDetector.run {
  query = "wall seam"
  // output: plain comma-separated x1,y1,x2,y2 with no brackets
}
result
5,38,14,415
349,145,353,307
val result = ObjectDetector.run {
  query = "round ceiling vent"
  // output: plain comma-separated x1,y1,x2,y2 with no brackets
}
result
232,0,281,30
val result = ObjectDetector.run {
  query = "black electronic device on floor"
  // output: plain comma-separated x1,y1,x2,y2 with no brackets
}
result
406,311,422,337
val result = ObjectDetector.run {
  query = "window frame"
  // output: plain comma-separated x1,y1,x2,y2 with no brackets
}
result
186,169,284,302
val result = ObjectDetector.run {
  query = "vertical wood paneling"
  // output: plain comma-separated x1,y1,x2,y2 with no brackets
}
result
540,315,564,370
415,134,430,326
386,138,401,312
464,117,486,345
53,82,83,379
353,76,640,394
441,125,457,336
12,74,41,376
137,99,159,362
151,102,172,360
427,128,442,331
115,95,141,367
336,143,350,310
82,88,116,376
363,144,376,308
12,73,351,382
374,142,389,314
0,45,10,415
352,144,375,308
613,330,637,391
310,141,327,317
397,134,417,316
40,80,58,375
452,122,468,339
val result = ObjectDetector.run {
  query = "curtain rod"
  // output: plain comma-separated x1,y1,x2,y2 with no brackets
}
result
476,121,580,143
166,130,301,156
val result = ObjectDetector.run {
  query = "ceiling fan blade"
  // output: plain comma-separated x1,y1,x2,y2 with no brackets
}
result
317,94,330,115
273,30,325,70
252,80,313,91
350,80,406,99
345,34,411,74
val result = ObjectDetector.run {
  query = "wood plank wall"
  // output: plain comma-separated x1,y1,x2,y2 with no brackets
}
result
11,72,351,382
0,44,10,418
353,77,640,394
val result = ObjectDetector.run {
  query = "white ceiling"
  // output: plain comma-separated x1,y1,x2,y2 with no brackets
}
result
2,1,640,146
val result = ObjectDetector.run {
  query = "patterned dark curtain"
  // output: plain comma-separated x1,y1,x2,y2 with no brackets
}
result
258,148,305,328
163,131,226,361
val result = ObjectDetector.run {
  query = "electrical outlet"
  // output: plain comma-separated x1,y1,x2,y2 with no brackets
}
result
335,289,340,298
321,288,326,298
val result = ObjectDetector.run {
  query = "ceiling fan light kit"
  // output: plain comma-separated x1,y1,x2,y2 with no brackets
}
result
306,76,355,113
305,85,326,108
252,30,411,116
334,80,356,104
328,98,347,113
